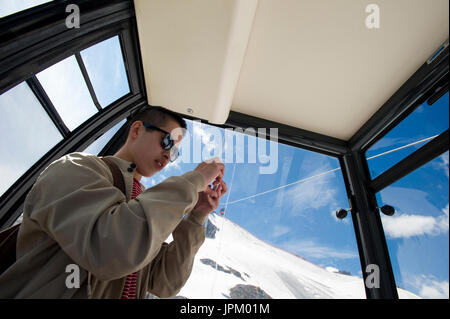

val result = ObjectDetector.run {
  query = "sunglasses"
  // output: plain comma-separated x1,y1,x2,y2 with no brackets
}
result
142,122,179,162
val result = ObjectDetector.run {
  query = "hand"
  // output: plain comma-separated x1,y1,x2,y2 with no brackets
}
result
193,179,228,216
194,157,225,191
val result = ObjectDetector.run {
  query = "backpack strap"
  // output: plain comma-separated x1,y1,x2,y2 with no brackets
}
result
100,157,127,196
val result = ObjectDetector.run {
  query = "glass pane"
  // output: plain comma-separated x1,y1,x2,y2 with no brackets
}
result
0,82,62,196
142,120,367,299
82,119,126,155
366,92,449,179
36,55,98,131
13,212,23,226
0,0,52,18
377,152,449,299
80,36,130,108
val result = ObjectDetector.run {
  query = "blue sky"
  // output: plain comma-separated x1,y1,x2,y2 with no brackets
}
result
0,0,52,18
0,5,448,297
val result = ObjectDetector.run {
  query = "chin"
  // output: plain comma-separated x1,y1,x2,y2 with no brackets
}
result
136,168,153,178
140,171,153,178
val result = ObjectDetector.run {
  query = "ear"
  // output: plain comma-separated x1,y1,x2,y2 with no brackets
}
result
129,121,142,140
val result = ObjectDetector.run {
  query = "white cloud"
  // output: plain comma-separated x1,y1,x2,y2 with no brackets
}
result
382,214,437,238
271,225,291,238
407,274,449,299
381,203,449,239
193,122,223,161
283,164,338,216
279,239,358,260
166,159,182,172
433,152,449,178
326,266,339,273
141,173,168,189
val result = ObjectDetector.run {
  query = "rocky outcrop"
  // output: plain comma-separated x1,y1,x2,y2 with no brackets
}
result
200,258,245,281
205,218,218,239
229,284,272,299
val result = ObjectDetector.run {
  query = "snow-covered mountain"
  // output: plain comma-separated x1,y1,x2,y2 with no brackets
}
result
172,213,419,299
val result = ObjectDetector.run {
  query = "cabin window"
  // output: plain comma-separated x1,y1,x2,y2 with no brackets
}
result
79,36,130,108
142,119,365,298
366,92,449,179
0,82,62,196
36,55,98,131
376,151,449,298
82,119,126,155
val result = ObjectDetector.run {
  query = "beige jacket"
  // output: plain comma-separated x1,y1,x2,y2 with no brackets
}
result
0,152,207,298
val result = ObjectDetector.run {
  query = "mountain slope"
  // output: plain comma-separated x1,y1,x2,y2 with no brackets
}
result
175,213,419,299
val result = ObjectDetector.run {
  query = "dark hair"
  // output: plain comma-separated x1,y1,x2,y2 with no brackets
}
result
126,105,187,135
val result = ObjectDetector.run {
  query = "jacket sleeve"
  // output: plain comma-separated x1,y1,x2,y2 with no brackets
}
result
146,209,208,298
24,154,205,281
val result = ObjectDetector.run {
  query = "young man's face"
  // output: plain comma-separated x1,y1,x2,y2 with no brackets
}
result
129,119,183,178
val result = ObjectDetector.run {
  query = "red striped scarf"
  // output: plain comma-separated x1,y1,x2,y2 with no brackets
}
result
120,178,143,299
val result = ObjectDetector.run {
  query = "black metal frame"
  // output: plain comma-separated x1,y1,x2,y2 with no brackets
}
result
26,75,70,137
0,0,448,299
370,129,449,193
75,52,102,111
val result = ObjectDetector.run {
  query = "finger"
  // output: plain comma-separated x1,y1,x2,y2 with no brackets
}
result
205,187,215,196
216,163,225,175
205,157,222,164
206,194,217,207
207,187,219,199
220,181,227,195
215,186,221,197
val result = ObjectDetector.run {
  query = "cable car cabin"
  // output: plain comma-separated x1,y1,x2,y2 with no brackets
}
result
0,0,448,299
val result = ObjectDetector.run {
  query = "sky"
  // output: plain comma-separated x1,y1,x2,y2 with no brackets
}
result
0,1,448,299
0,0,52,18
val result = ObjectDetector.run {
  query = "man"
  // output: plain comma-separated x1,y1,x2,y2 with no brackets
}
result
0,105,227,298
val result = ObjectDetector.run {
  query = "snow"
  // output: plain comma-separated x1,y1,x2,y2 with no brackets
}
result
176,213,420,299
326,267,340,273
